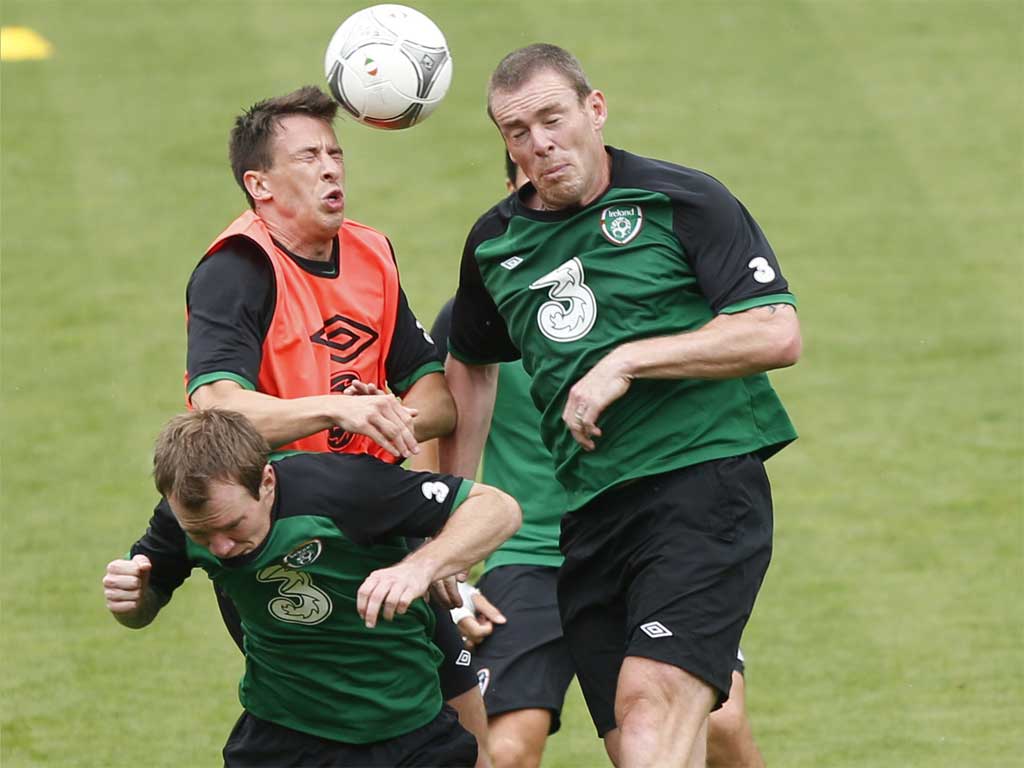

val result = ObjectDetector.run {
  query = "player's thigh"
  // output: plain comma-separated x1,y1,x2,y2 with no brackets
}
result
475,566,574,732
556,516,629,737
431,601,478,700
397,704,479,767
623,455,773,706
222,709,476,768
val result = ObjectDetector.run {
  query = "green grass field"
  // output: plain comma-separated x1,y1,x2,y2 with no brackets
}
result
2,1,1021,765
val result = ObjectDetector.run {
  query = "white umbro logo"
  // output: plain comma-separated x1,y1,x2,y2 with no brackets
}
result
456,649,472,666
640,621,673,639
500,256,523,270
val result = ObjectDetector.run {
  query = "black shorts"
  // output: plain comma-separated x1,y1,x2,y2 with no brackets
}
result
473,565,576,733
557,453,773,736
431,601,479,699
223,705,477,767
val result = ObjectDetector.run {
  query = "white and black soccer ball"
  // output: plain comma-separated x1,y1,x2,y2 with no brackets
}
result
324,4,452,130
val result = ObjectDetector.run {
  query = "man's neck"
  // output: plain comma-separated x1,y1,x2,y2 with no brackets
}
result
263,219,335,262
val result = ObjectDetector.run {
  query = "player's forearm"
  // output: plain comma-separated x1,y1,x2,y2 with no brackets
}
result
407,486,521,580
402,373,457,442
111,588,167,630
610,304,801,381
192,385,337,448
437,358,498,478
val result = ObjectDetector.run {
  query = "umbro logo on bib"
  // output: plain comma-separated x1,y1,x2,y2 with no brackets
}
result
500,256,524,270
639,621,673,639
600,205,643,245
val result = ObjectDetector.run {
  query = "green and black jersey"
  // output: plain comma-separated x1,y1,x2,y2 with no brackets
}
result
129,453,473,744
432,299,565,573
449,146,797,511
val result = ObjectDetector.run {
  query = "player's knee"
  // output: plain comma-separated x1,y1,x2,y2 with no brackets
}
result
709,700,745,743
615,664,679,722
614,686,664,739
489,732,543,768
708,701,756,767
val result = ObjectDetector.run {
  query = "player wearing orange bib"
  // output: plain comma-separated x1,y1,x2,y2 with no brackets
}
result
183,86,491,765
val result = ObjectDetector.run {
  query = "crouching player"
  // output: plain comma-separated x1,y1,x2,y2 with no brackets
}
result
102,409,520,767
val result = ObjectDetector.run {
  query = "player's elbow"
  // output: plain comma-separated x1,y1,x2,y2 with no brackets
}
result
488,486,522,542
190,379,242,410
775,323,802,368
766,309,802,369
436,389,457,436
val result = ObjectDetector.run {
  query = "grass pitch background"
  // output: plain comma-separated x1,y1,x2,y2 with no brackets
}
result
2,1,1021,765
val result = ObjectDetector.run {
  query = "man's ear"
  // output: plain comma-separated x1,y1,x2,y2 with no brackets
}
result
259,464,275,499
244,170,272,203
588,89,608,131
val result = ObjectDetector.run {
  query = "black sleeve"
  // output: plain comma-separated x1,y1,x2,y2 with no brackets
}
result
672,175,791,313
336,460,467,545
128,498,194,599
185,238,275,393
281,454,468,546
429,297,456,358
448,223,520,364
384,286,445,396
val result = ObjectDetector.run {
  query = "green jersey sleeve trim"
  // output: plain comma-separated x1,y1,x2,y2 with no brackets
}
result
187,371,256,396
390,360,444,396
451,479,474,512
719,293,796,315
447,341,506,366
269,449,313,462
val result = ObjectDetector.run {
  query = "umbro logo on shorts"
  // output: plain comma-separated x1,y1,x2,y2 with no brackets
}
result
639,621,673,639
456,649,472,666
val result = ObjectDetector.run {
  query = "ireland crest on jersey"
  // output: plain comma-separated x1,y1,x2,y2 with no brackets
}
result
600,204,643,245
283,539,323,569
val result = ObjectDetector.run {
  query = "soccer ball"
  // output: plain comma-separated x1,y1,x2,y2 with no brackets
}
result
324,4,452,130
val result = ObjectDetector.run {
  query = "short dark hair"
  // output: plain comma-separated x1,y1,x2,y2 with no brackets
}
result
229,85,338,209
153,410,270,512
487,44,592,121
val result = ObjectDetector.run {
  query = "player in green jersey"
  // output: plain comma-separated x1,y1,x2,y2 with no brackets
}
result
441,45,800,768
425,157,766,767
423,295,573,768
102,409,520,767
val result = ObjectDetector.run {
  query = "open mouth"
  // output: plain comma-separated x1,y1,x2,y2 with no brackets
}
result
323,189,345,210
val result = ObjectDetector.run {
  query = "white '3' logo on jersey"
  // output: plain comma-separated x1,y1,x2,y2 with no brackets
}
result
528,257,597,343
748,257,776,284
257,565,333,625
421,481,449,503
